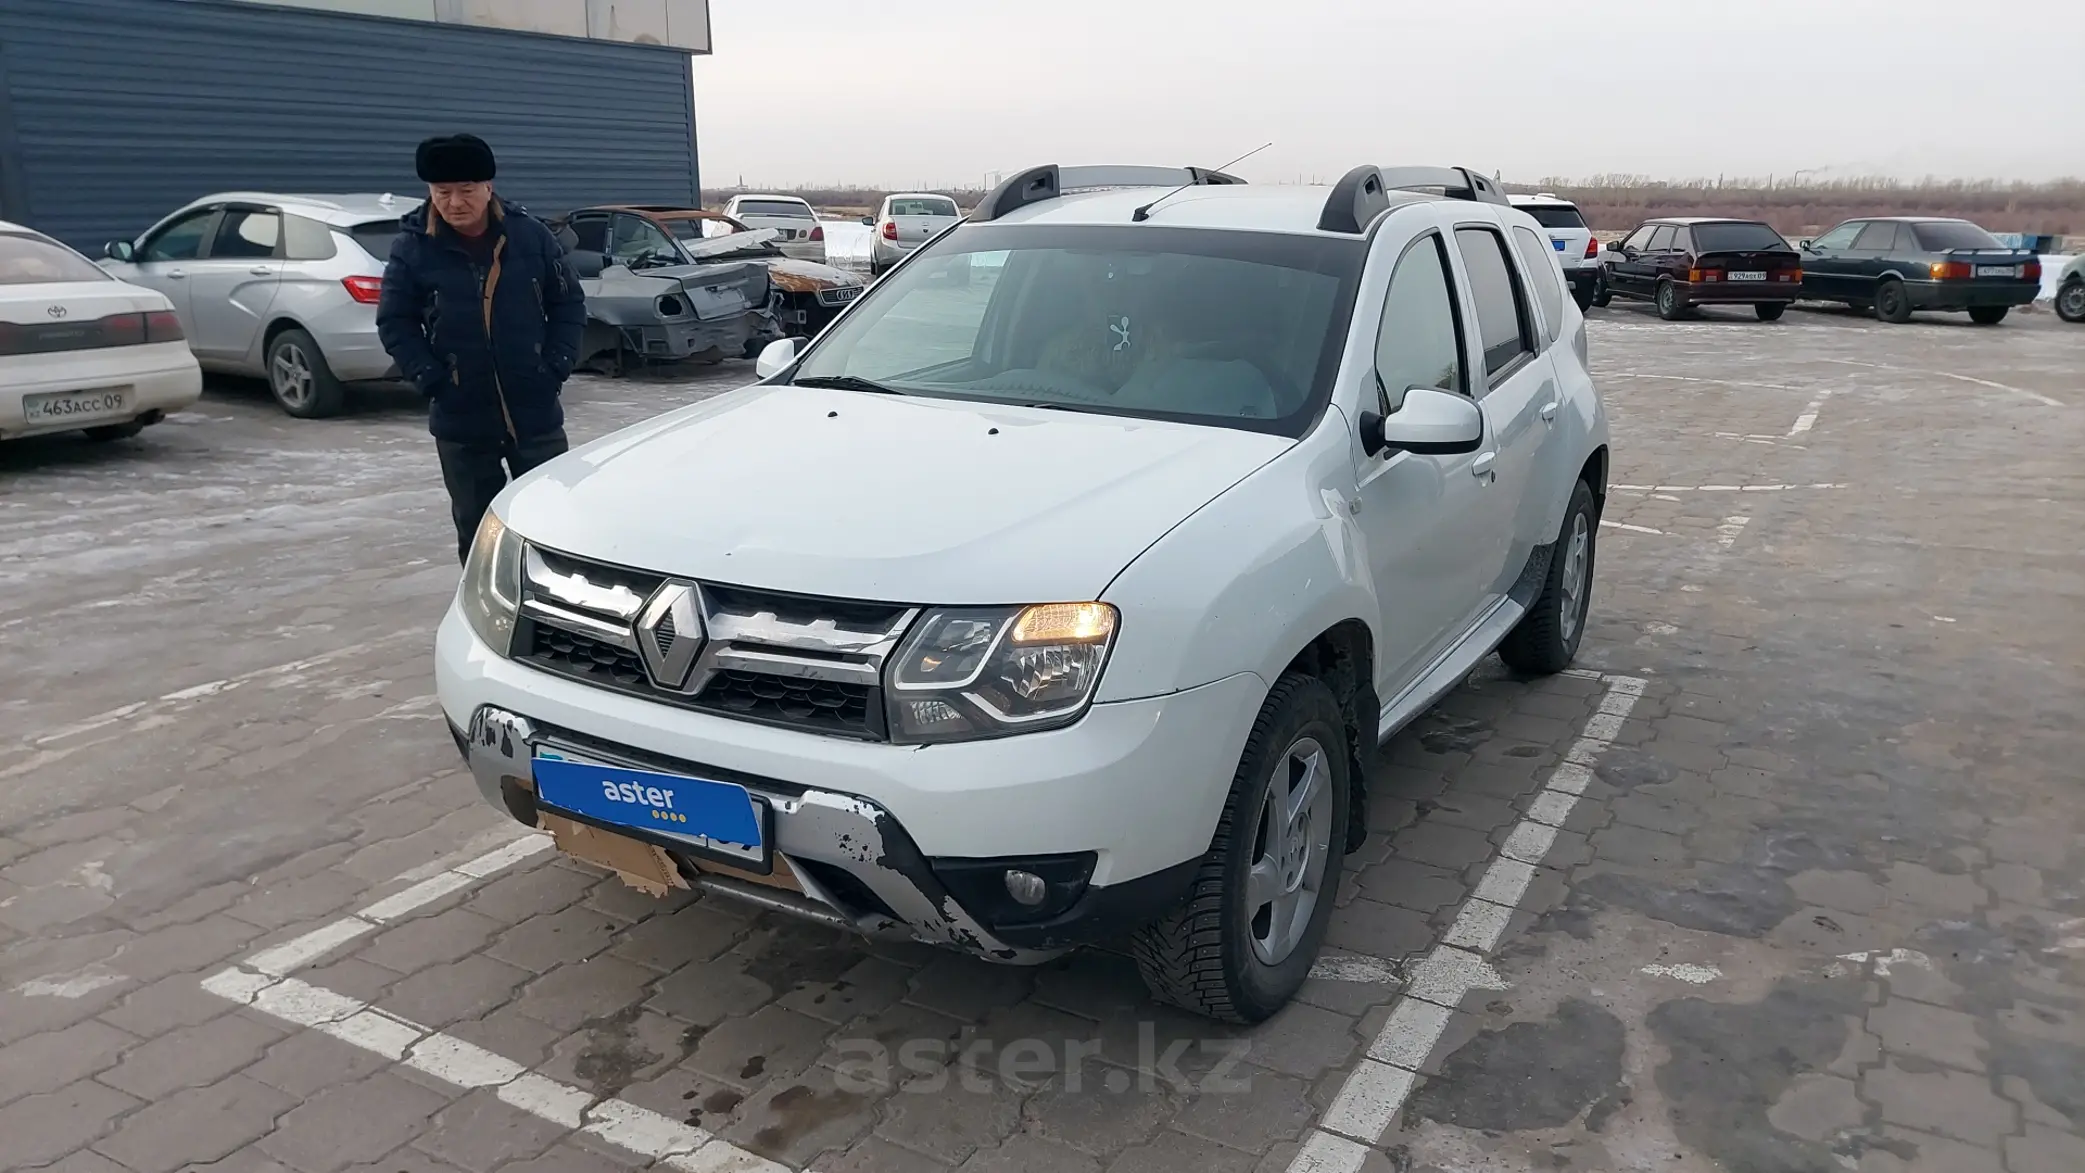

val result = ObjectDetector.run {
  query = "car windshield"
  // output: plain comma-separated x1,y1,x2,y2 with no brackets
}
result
788,224,1364,437
1521,205,1585,230
348,219,402,257
1913,221,2003,251
889,198,960,218
1692,222,1791,252
0,232,110,284
737,200,814,218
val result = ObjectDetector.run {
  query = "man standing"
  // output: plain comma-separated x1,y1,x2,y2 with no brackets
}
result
377,133,586,564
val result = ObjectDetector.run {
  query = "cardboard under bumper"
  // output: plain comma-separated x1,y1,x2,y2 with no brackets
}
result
538,811,805,899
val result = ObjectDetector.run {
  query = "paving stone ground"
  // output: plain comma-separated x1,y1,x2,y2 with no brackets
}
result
2,304,2080,1173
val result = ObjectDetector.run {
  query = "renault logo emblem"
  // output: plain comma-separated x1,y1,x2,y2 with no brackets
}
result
47,305,67,319
634,582,703,689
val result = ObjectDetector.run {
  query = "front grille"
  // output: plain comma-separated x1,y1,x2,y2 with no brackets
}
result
514,546,911,742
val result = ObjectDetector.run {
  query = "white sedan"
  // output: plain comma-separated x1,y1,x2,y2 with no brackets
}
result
1,220,202,443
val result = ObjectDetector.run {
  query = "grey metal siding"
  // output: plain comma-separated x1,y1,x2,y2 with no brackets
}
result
0,0,699,249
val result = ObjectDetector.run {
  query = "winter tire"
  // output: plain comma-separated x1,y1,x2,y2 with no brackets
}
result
1498,479,1598,676
1133,673,1351,1025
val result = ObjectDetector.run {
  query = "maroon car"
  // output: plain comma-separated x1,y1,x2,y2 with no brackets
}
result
1594,217,1803,321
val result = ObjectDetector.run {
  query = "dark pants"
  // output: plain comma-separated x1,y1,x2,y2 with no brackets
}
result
437,429,569,564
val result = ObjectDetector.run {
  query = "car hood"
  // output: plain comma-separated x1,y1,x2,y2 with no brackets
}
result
501,385,1291,604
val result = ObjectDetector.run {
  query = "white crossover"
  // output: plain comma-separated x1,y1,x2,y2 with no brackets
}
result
436,163,1611,1023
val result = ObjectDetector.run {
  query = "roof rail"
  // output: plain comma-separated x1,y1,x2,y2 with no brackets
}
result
1316,165,1509,234
971,164,1247,222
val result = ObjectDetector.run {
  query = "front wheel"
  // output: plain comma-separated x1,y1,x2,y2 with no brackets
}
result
2057,280,2085,324
1133,673,1350,1025
1967,305,2009,326
1756,302,1788,322
1590,271,1613,308
267,328,348,418
1876,279,1914,324
1655,279,1686,320
1498,480,1598,675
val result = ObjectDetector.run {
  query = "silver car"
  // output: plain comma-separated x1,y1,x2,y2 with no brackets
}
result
101,193,411,418
864,192,961,275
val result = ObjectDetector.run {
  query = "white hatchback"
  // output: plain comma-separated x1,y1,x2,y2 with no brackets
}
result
0,221,201,443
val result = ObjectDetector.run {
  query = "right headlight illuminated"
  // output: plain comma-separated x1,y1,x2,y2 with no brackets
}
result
886,602,1118,743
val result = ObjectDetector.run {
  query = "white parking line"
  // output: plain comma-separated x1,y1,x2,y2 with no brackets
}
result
1716,516,1752,549
1607,372,1804,393
201,833,790,1173
1789,387,1836,435
1813,358,2065,408
1290,673,1648,1169
1600,520,1665,535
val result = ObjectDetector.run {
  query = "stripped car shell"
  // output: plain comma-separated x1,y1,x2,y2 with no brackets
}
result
570,205,865,338
571,256,775,369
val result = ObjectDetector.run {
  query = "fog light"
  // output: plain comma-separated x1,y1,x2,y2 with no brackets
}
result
1004,869,1048,906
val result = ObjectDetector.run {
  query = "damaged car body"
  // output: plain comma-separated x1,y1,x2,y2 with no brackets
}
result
558,206,865,369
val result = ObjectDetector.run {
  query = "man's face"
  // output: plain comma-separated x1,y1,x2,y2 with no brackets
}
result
429,181,493,231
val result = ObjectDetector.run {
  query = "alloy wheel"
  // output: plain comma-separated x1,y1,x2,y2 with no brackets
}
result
1245,736,1333,966
1560,510,1591,642
271,343,315,410
2059,282,2085,323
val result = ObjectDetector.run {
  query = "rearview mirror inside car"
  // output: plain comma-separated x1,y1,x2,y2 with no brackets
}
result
105,240,134,262
755,336,802,380
1359,387,1484,457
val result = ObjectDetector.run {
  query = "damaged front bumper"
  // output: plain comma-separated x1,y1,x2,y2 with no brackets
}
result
457,705,1071,964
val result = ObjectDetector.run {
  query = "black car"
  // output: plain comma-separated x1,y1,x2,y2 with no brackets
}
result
1799,217,2041,324
1594,218,1803,320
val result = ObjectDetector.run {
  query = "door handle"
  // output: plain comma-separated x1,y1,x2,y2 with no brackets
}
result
249,266,275,276
1472,452,1497,480
1540,401,1559,422
166,268,187,278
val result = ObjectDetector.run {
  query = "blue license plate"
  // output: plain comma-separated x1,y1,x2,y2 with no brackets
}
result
1551,238,1568,251
534,751,766,864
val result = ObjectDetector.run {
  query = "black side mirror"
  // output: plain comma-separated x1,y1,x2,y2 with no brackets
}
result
105,240,134,262
860,216,874,226
1604,240,1622,253
1800,240,1815,253
569,249,607,280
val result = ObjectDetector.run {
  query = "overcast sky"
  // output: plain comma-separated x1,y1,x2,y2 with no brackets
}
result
691,0,2084,190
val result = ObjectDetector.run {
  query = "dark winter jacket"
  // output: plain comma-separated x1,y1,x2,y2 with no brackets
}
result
376,197,586,444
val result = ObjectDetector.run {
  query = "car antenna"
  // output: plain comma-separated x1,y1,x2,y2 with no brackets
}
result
1131,142,1272,222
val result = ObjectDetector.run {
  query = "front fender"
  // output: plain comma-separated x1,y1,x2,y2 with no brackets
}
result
1096,426,1380,703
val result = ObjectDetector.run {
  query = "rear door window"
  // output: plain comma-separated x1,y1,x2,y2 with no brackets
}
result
348,219,402,258
1853,222,1903,251
1510,226,1565,339
1453,226,1535,380
210,209,281,260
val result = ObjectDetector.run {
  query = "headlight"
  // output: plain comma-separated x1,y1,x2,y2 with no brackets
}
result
886,602,1117,743
460,512,523,657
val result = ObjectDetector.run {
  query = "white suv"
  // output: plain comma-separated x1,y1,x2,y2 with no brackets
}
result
436,163,1610,1023
1509,193,1600,309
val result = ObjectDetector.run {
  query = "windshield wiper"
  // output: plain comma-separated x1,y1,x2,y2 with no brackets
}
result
792,375,908,396
1020,401,1107,415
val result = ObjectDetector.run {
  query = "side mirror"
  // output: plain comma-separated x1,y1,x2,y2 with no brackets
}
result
755,336,802,380
1359,387,1484,457
860,216,874,226
1800,240,1815,253
1604,240,1622,254
105,240,135,263
569,250,607,279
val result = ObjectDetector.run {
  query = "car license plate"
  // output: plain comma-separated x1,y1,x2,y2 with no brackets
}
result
22,387,129,425
1975,265,2019,277
533,749,770,869
1728,270,1766,282
1551,238,1568,251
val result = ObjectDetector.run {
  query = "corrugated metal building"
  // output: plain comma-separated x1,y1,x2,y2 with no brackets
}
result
0,0,710,249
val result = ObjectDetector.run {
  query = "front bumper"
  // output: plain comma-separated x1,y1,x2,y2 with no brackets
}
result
1903,280,2040,310
436,605,1263,959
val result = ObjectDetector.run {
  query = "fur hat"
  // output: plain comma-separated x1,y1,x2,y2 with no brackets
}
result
415,134,496,184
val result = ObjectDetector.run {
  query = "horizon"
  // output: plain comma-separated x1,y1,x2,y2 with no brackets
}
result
690,0,2085,190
